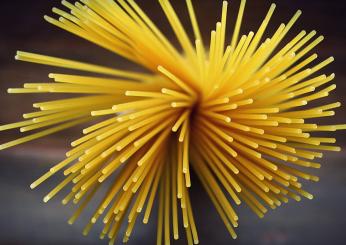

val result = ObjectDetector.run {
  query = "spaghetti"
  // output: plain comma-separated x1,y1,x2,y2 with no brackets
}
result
1,0,345,244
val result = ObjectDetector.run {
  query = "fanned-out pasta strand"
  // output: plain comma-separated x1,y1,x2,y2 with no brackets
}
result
1,0,345,244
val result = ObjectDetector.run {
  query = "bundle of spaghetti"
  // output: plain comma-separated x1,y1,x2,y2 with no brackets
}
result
1,0,345,244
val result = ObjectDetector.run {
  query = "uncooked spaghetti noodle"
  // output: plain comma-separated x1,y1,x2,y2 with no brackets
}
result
1,0,345,244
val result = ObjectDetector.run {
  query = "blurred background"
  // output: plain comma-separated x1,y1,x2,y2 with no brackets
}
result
0,0,346,244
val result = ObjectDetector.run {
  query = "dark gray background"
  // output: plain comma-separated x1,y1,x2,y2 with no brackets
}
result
0,0,346,244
